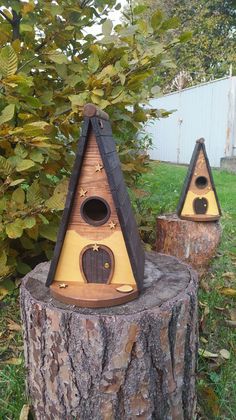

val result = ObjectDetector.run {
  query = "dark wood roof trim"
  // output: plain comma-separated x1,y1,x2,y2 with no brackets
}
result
177,139,221,216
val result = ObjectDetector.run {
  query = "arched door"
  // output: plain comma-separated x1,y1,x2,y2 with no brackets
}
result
80,245,114,284
193,197,208,214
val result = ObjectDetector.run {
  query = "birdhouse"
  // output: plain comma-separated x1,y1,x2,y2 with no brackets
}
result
46,104,145,307
177,139,221,221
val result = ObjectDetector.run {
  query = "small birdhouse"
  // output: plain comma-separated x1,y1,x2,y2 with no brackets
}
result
177,138,221,221
46,104,145,307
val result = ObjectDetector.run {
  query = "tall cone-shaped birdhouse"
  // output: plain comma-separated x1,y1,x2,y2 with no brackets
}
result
46,104,145,307
177,138,221,221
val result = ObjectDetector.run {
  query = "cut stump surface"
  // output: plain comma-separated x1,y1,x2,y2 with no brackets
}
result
156,213,221,276
20,252,198,420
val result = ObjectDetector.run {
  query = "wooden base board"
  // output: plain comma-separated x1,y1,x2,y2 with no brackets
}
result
50,282,138,308
180,214,220,222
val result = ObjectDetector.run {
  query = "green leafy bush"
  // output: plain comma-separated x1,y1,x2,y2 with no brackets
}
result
0,0,181,279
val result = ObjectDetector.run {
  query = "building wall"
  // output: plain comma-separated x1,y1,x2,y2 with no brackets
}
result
146,76,236,167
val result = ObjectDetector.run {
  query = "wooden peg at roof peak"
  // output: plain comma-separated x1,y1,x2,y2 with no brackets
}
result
83,103,109,120
196,138,205,144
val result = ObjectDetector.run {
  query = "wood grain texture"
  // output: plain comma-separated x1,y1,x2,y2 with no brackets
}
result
46,115,145,291
156,213,221,276
50,282,138,307
79,245,115,284
21,252,198,420
68,130,120,240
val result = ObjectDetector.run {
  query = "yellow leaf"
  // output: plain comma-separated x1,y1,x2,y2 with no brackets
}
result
228,308,236,321
9,178,25,186
92,89,104,97
219,349,230,360
222,272,235,280
22,3,35,15
6,218,23,239
0,104,15,125
19,404,30,420
12,187,25,205
16,159,35,172
198,348,218,358
7,318,21,332
220,288,236,297
0,357,22,365
0,46,18,77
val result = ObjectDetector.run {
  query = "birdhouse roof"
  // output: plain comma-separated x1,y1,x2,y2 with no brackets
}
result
46,105,145,289
177,138,221,216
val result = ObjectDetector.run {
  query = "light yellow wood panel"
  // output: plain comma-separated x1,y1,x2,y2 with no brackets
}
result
54,230,136,285
188,150,212,195
181,190,219,216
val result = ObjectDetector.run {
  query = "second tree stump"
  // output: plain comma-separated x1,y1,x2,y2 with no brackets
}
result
156,213,221,275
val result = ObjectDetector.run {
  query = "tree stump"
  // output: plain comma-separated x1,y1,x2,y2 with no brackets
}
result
156,213,221,276
20,252,198,420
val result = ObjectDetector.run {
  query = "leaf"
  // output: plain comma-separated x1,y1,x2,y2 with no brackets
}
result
22,2,35,15
179,31,192,43
92,89,104,97
9,178,25,187
220,288,236,298
20,24,34,32
14,143,28,159
6,218,23,239
88,54,99,73
102,19,113,36
151,10,163,29
133,5,148,15
0,279,15,301
162,16,179,30
0,156,13,175
27,181,41,205
40,223,58,242
198,385,220,417
45,179,68,210
228,308,236,321
22,216,36,229
19,404,30,420
69,93,88,108
219,349,230,360
17,261,31,275
12,187,25,205
11,121,51,137
0,104,15,125
0,357,22,365
48,51,68,64
0,45,18,77
222,272,235,280
198,348,218,359
16,159,35,172
29,149,44,163
7,318,21,332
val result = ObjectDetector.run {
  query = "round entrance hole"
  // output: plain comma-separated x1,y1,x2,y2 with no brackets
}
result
195,176,208,189
81,196,110,226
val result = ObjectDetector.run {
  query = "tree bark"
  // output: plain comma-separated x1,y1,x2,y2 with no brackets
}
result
20,252,198,420
156,213,221,276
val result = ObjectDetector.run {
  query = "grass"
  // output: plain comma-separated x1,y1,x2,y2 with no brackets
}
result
0,162,236,419
141,162,236,419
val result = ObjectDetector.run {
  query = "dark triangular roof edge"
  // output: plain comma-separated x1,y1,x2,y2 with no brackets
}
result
177,138,222,217
46,115,145,289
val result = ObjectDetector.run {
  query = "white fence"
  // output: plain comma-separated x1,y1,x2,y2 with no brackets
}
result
146,76,236,167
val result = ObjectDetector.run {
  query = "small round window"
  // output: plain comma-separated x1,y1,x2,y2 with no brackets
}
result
195,176,208,189
81,197,110,226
